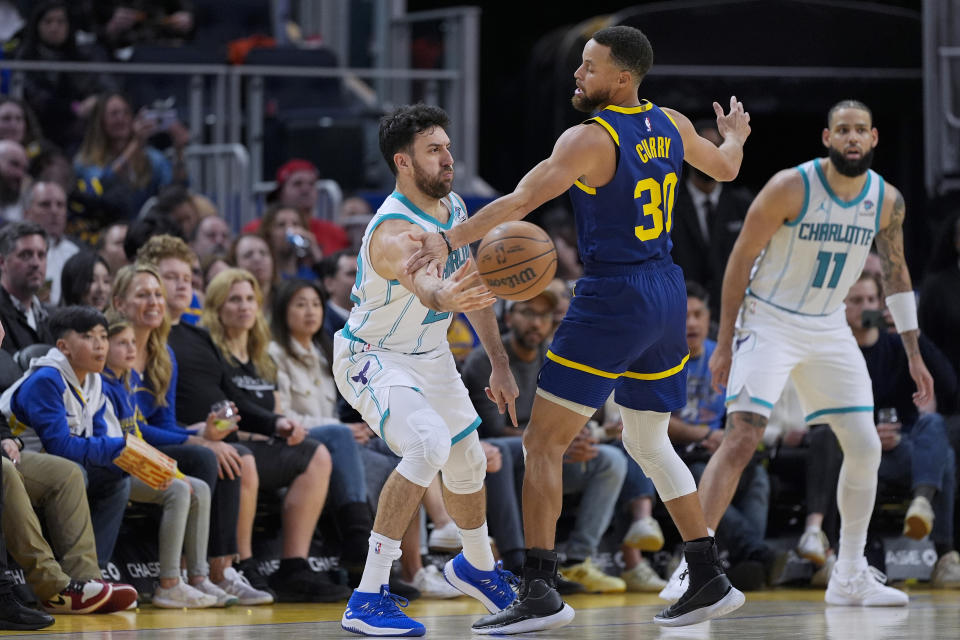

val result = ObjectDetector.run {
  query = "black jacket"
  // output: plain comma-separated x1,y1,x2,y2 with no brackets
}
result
0,287,53,356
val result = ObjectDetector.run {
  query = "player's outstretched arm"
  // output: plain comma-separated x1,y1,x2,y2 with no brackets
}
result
664,96,750,183
709,169,804,391
875,185,934,406
371,219,495,313
403,124,608,275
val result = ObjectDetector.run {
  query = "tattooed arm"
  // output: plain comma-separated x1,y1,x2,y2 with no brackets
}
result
875,185,934,406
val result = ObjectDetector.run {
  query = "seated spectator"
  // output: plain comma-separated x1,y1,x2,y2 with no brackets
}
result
0,462,55,629
16,1,112,152
76,1,194,54
200,269,349,602
337,195,373,253
0,340,135,615
0,307,130,570
200,253,229,292
0,221,53,354
544,277,572,343
0,140,28,222
258,203,321,280
23,181,78,304
74,93,185,217
840,273,960,587
540,206,582,282
191,215,232,261
0,97,45,159
461,290,628,593
665,281,777,592
317,250,356,337
100,313,229,608
243,159,349,255
97,222,128,273
119,244,270,606
61,251,111,311
147,184,200,238
919,211,960,377
228,233,275,308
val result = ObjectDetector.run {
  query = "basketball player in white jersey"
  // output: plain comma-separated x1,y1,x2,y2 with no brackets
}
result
659,100,935,606
335,104,521,637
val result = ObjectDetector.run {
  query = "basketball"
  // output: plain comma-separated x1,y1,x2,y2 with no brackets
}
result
475,221,557,301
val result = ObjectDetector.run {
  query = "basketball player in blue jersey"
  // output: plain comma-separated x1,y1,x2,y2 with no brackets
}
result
405,26,752,631
335,105,522,637
678,101,934,608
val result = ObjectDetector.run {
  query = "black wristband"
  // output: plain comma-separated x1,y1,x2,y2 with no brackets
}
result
439,230,453,254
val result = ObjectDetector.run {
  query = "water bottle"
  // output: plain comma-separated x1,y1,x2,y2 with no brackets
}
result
286,230,310,258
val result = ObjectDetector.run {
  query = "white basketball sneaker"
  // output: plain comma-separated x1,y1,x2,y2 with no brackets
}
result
658,557,688,602
825,558,908,607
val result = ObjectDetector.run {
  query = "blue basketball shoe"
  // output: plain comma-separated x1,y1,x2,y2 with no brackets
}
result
341,585,425,637
443,553,518,613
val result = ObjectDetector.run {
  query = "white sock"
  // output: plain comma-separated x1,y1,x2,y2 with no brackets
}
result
459,522,495,571
358,532,402,593
805,524,822,534
707,527,716,538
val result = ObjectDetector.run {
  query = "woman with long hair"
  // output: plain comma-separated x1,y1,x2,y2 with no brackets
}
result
257,203,321,280
109,263,247,606
202,268,349,602
74,92,186,216
228,233,275,308
0,97,45,158
60,251,112,310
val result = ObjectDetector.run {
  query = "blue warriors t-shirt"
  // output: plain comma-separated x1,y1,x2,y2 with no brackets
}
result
567,101,685,266
678,339,725,430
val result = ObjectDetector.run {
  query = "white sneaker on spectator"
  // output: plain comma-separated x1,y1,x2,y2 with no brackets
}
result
797,528,830,567
622,559,667,592
903,496,934,540
658,557,687,602
811,554,836,588
825,558,908,606
152,581,218,609
410,565,463,599
217,567,275,605
932,551,960,588
623,516,665,552
191,577,239,607
428,520,461,551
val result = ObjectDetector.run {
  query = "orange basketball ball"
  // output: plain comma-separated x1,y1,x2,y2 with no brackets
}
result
476,221,557,301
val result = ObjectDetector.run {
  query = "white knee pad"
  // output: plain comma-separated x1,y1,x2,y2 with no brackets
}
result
619,405,696,502
441,431,486,495
387,387,452,488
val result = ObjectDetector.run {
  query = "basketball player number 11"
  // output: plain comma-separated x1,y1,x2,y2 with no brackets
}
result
634,172,678,242
812,250,848,289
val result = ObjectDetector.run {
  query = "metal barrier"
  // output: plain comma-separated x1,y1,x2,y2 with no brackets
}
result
251,179,343,228
182,144,252,230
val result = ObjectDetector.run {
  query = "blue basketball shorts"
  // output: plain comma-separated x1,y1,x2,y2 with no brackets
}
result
538,259,689,412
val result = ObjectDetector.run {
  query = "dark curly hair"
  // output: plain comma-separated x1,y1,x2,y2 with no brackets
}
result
591,25,654,84
378,104,450,176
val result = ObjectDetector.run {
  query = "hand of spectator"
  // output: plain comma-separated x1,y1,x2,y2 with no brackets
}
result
132,111,157,146
480,440,502,473
203,440,243,480
701,428,724,454
157,476,174,491
876,422,901,451
1,438,19,465
201,406,240,441
73,96,98,119
165,11,194,33
348,422,374,445
564,427,598,464
106,7,141,39
708,342,733,393
603,420,623,440
168,120,191,150
276,417,306,446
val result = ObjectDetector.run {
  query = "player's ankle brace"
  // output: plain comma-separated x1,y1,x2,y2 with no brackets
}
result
683,537,724,591
523,548,559,586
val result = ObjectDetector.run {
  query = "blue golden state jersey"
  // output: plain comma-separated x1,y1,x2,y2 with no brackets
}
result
568,101,684,266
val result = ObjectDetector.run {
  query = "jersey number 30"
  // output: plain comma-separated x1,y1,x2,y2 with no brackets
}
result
634,172,678,241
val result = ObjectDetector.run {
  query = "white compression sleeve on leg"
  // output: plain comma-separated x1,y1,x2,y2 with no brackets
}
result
827,411,881,565
618,406,697,502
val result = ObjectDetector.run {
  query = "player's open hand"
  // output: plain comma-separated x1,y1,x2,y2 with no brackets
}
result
908,353,934,408
404,230,449,275
485,365,519,427
708,342,733,393
435,259,495,312
714,96,751,146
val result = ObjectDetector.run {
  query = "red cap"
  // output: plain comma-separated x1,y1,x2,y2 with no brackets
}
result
276,159,317,186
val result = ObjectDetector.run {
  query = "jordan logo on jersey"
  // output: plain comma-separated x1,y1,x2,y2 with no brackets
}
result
351,360,371,385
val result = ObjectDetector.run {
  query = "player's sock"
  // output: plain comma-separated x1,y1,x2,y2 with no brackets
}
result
459,522,495,571
357,532,402,593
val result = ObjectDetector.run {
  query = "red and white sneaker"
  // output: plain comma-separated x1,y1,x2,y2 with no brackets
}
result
43,580,113,614
96,581,139,612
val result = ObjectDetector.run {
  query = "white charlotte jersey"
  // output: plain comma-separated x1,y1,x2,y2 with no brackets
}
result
340,190,471,354
747,159,885,316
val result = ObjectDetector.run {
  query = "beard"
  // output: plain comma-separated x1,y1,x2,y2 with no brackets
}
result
412,159,452,199
828,146,874,178
571,86,613,114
